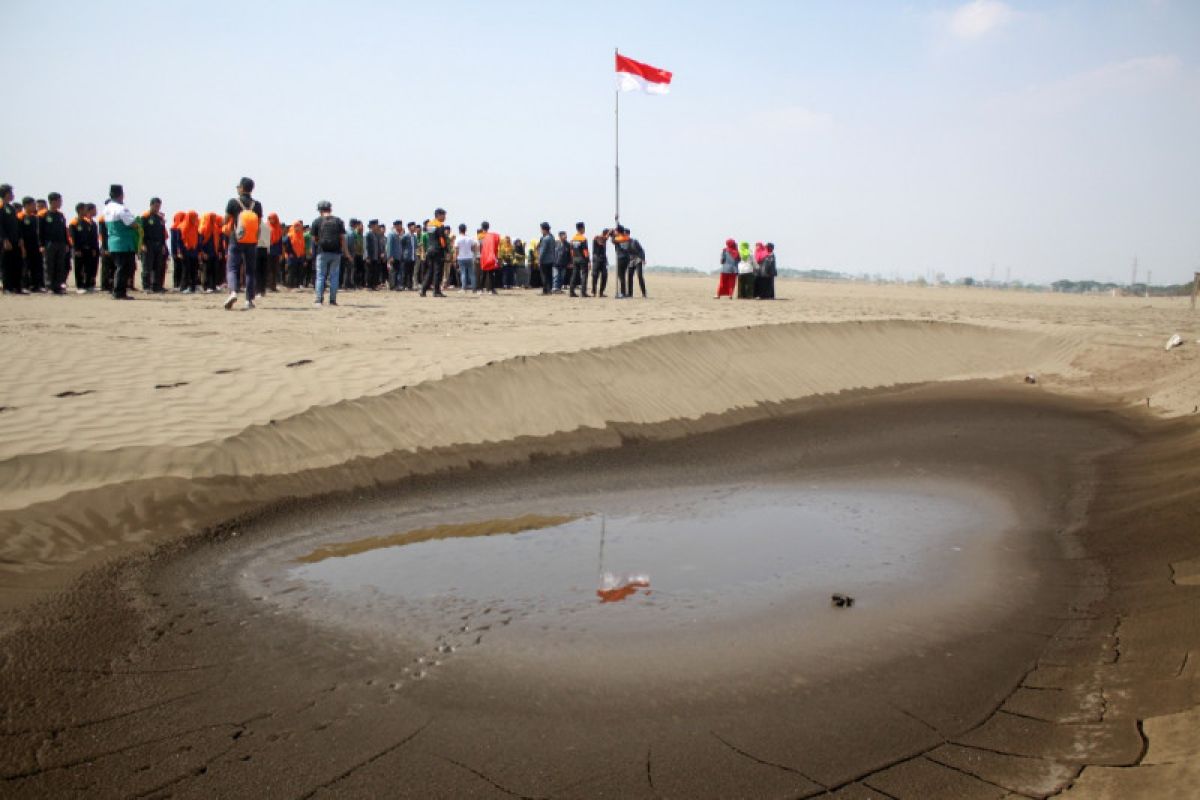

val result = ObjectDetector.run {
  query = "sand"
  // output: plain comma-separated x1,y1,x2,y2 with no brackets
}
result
1,275,1198,797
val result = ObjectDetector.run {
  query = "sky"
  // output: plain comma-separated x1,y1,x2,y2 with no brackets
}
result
2,0,1198,284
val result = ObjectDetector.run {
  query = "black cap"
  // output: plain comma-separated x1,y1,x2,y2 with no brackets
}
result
109,184,123,198
317,200,332,211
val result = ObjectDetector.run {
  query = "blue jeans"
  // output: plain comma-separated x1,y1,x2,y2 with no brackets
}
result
552,265,565,291
315,252,341,304
226,243,256,299
458,258,475,290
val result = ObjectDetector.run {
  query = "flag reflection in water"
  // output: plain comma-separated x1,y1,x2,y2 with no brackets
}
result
596,572,651,604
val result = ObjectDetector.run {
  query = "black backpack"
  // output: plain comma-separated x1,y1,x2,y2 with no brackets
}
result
316,216,343,253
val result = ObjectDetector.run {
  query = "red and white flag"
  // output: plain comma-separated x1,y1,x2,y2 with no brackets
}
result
615,53,673,95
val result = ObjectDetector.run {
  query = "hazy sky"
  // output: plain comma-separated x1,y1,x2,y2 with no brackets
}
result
3,0,1197,283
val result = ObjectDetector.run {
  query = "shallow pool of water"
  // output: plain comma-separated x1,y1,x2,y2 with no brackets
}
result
287,483,1010,636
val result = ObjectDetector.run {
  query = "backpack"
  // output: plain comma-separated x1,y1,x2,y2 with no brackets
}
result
234,199,260,245
316,216,343,253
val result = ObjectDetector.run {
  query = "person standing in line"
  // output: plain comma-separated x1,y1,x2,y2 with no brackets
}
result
310,200,349,307
443,228,459,290
97,205,113,292
420,209,449,297
284,219,305,289
70,202,99,293
139,197,168,293
736,239,756,299
366,219,385,290
222,177,262,310
535,222,555,295
568,222,590,298
0,184,24,294
18,197,45,292
177,210,201,293
345,219,364,289
479,220,500,295
498,235,514,289
455,223,477,292
198,212,219,292
303,224,315,287
757,242,777,299
511,238,526,288
253,207,270,300
554,230,571,293
267,213,283,292
103,184,138,300
385,219,404,290
169,211,185,290
40,193,71,294
591,228,610,297
402,222,418,290
716,238,738,299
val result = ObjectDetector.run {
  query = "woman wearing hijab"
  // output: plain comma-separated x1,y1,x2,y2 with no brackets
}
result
758,242,777,299
753,241,768,298
284,220,305,289
170,211,186,290
737,241,756,299
267,213,284,292
198,212,221,292
717,238,739,298
178,211,201,294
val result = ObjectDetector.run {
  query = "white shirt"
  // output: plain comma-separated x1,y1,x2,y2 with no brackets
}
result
257,214,271,248
455,235,477,260
103,199,135,226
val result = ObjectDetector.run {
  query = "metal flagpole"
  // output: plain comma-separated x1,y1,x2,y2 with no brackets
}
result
615,47,621,225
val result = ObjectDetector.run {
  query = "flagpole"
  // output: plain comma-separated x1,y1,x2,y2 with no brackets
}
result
615,47,621,226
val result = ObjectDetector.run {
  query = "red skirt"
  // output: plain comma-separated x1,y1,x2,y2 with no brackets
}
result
717,273,737,296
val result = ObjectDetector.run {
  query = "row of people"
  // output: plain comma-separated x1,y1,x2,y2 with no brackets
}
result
1,181,651,306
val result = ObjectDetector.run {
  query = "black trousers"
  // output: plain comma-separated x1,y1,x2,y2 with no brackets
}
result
142,246,166,291
100,253,115,291
111,251,135,297
539,262,553,294
627,258,646,297
400,259,415,289
420,253,443,294
1,246,22,292
74,250,98,289
181,254,199,291
24,249,44,290
44,242,70,292
591,263,607,295
172,256,183,289
286,257,303,288
569,261,589,295
254,249,268,298
615,259,629,296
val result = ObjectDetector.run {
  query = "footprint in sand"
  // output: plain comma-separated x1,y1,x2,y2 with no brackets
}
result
214,368,239,375
54,389,94,399
286,359,313,368
154,381,189,390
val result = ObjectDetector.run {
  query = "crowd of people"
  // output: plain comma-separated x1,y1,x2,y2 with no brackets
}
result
0,179,662,309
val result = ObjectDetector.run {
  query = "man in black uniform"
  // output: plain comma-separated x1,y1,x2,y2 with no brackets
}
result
627,230,648,298
420,208,448,297
568,222,590,297
612,225,632,298
70,202,100,292
0,184,23,293
591,228,610,297
18,197,44,292
140,197,168,292
40,192,71,294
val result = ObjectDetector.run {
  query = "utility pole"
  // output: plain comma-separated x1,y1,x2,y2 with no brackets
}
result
1191,271,1198,311
1146,270,1152,299
1130,256,1138,294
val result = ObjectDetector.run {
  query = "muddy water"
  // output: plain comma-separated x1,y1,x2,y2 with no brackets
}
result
261,478,1022,691
292,484,1007,623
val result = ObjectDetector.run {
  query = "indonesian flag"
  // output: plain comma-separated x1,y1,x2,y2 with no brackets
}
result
616,53,673,95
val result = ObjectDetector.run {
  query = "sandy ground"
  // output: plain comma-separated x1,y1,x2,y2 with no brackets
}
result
1,275,1199,797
